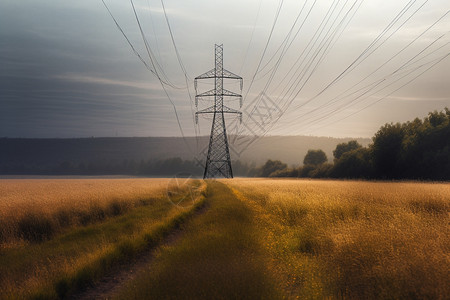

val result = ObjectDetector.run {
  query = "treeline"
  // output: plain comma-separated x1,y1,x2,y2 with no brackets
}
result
2,109,447,179
258,108,450,180
0,157,255,177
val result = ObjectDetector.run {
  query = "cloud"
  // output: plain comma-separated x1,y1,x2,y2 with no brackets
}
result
1,0,449,138
54,73,160,90
385,95,450,101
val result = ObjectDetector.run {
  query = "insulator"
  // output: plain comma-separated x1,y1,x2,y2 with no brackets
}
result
240,79,243,91
239,114,242,124
240,97,242,108
195,114,198,124
195,97,198,107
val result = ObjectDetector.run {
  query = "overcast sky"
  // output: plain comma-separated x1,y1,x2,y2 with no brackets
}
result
1,0,449,140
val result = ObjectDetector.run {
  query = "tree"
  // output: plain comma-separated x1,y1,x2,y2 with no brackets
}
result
303,149,327,166
400,109,450,179
330,147,373,178
309,163,333,178
259,159,287,177
333,140,362,161
371,123,404,178
298,164,316,177
269,168,297,177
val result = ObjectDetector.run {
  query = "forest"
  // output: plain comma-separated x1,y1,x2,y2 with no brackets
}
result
262,108,450,180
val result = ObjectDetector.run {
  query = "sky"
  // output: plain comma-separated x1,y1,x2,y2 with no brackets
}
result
1,0,449,140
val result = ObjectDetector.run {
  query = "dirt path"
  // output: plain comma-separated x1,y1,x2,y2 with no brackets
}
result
70,203,209,300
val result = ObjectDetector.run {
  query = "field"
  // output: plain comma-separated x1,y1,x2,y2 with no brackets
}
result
227,179,450,299
0,178,206,299
0,178,448,299
0,178,172,245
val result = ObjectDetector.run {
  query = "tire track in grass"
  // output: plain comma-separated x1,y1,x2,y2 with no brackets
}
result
1,180,206,299
114,181,282,299
2,201,177,300
65,196,208,300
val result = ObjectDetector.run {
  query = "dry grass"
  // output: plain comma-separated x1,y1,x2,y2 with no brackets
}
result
227,178,450,299
2,178,448,299
116,181,282,299
0,178,169,215
0,178,206,299
0,178,170,245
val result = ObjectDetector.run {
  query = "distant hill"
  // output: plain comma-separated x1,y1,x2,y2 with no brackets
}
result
0,136,371,173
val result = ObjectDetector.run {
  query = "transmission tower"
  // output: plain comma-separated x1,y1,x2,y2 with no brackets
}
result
195,44,243,179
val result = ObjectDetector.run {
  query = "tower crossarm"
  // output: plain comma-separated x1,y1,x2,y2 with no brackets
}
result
195,88,242,99
195,105,242,124
195,68,242,80
222,69,242,79
195,68,215,80
194,68,243,92
223,69,243,90
195,89,216,98
222,89,242,98
194,68,215,93
195,106,215,114
195,88,242,107
196,105,242,115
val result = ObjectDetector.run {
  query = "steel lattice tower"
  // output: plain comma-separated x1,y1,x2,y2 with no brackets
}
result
195,44,242,178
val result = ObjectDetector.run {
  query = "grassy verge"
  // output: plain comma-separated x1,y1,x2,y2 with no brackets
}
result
0,180,206,299
1,197,151,244
227,178,449,299
0,178,172,245
115,180,282,299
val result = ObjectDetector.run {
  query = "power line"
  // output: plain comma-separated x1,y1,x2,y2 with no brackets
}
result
297,0,423,110
306,53,450,134
266,0,358,117
101,0,449,153
241,0,318,127
254,0,312,78
129,0,180,89
129,0,194,154
160,0,199,150
260,0,429,135
290,9,449,117
146,0,163,65
239,0,362,145
243,0,284,103
274,0,347,106
101,0,183,89
281,35,450,133
287,27,450,131
101,0,156,76
239,0,263,75
237,0,442,151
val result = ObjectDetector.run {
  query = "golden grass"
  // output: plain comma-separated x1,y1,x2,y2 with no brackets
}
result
0,178,170,245
227,178,450,299
115,181,281,299
2,178,448,299
0,178,169,216
0,178,206,299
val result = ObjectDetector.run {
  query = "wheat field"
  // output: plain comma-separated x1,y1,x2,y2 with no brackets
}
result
1,178,448,299
0,178,171,245
0,177,205,298
227,178,450,299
